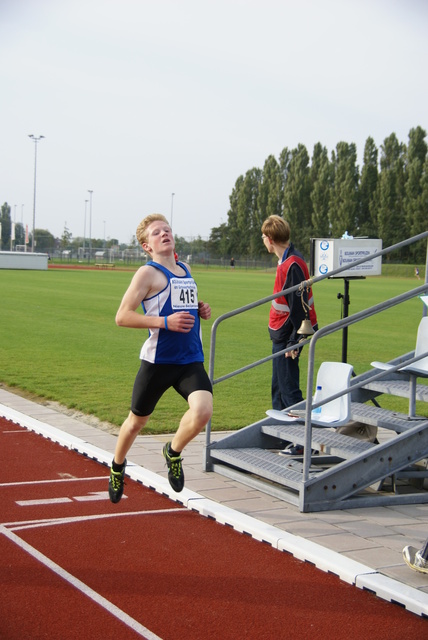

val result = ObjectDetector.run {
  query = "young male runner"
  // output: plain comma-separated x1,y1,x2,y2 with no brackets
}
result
108,214,213,502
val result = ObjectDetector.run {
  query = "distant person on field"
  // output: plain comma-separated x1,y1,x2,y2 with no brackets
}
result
108,213,213,502
415,266,420,279
262,215,317,455
230,257,235,269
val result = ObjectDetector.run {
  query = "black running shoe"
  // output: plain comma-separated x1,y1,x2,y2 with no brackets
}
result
108,459,126,503
163,442,184,492
279,444,304,456
279,444,318,457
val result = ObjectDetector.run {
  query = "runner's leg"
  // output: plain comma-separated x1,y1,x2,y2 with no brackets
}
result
113,411,149,464
171,390,213,453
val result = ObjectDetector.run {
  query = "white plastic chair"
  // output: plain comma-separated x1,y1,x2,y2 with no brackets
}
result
266,361,354,428
371,316,428,417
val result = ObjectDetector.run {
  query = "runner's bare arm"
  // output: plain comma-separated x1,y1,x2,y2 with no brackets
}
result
115,266,195,332
115,266,160,329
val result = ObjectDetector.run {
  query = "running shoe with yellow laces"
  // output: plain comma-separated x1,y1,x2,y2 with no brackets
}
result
108,459,126,503
163,442,184,492
402,545,428,574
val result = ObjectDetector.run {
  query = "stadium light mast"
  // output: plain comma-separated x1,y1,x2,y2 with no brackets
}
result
87,190,93,260
83,199,88,254
28,135,45,252
170,192,175,228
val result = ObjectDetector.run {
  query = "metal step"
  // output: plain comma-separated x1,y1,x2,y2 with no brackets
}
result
362,379,428,403
208,447,320,490
262,423,374,459
350,402,424,432
205,361,428,511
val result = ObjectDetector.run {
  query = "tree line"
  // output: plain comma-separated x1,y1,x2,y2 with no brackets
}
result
2,127,426,263
206,126,428,263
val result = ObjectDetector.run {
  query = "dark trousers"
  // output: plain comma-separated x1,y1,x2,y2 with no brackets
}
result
271,341,303,410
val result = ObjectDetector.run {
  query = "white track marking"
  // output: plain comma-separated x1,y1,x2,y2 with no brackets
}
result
0,525,163,640
2,507,185,531
16,497,72,506
2,429,30,433
16,491,123,507
0,475,107,487
72,491,113,502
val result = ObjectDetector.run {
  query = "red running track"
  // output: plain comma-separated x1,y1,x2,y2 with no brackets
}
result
1,416,426,640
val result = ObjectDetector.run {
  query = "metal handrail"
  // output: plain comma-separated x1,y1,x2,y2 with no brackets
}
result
205,230,428,456
300,285,428,480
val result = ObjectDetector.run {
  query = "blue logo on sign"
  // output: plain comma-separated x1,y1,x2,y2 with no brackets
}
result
320,241,329,251
319,264,328,275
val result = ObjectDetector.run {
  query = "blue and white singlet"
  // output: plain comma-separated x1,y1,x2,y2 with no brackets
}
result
139,261,204,365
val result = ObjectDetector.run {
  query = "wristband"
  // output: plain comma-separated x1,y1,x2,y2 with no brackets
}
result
164,316,168,330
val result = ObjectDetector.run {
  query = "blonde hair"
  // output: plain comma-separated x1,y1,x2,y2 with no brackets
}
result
261,215,291,243
136,214,170,246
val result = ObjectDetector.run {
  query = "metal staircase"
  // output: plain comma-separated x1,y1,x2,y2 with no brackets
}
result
206,371,428,512
203,232,428,512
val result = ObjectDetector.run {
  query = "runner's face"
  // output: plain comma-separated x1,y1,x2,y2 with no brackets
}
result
144,221,175,255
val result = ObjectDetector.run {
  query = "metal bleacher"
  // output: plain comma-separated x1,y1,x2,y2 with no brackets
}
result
203,231,428,512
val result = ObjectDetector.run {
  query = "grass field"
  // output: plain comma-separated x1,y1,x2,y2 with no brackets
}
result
0,265,426,434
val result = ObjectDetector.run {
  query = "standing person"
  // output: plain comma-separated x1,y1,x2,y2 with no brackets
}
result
403,539,428,574
108,214,213,502
261,215,317,436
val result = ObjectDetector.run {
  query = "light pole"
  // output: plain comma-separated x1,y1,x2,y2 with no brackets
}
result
21,204,24,250
87,190,93,261
11,204,16,251
170,192,175,228
28,134,45,252
83,199,88,255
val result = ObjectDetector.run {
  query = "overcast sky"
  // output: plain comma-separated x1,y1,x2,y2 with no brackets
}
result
1,0,427,245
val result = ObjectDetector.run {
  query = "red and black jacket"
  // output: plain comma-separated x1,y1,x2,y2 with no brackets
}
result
268,243,318,346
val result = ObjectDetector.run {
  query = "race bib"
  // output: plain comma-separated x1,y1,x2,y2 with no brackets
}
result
170,278,198,310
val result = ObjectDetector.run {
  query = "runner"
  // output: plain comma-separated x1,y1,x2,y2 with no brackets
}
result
108,214,213,501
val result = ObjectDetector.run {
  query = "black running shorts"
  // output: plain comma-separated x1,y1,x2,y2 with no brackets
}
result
131,360,213,417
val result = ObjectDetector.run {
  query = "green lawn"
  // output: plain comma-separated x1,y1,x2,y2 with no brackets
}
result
0,266,426,433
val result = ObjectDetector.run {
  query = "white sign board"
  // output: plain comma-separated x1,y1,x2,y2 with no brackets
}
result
0,251,49,270
312,239,382,278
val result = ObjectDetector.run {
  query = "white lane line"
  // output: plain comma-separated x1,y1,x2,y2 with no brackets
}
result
16,497,72,506
16,491,124,507
0,476,107,487
73,491,115,502
0,525,163,640
2,429,30,433
2,507,186,531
